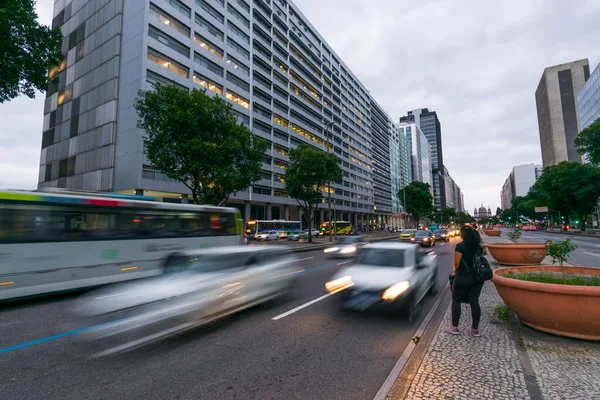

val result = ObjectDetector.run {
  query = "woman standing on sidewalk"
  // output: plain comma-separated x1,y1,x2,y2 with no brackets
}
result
446,225,484,337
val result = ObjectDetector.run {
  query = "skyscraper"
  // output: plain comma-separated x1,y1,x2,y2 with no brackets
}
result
400,108,445,210
535,59,590,167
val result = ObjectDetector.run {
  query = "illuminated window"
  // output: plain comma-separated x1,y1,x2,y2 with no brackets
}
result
273,114,289,128
290,71,321,99
273,55,288,73
226,55,249,76
147,48,189,78
225,89,249,108
289,123,325,147
150,4,190,37
48,59,66,79
274,145,288,157
57,89,65,105
274,159,288,169
193,73,223,95
194,34,224,59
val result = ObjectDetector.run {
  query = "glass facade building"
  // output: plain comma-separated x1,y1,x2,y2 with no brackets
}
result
40,0,408,229
578,62,600,131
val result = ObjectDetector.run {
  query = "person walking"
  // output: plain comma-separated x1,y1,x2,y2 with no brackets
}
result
446,225,485,337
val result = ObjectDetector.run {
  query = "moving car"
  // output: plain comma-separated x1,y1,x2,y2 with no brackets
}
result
400,229,417,241
255,231,280,241
433,229,450,242
411,230,436,247
323,236,369,258
75,246,300,356
325,242,438,321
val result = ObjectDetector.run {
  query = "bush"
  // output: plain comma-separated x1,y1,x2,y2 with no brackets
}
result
507,228,522,243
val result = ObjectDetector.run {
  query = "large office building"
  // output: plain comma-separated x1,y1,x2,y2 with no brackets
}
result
443,167,463,213
40,0,409,229
400,109,445,210
389,120,411,220
535,59,590,167
578,62,600,132
500,163,543,210
400,121,432,189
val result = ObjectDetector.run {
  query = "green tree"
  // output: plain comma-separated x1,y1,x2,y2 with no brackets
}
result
535,162,600,231
441,207,456,223
575,118,600,165
455,211,475,224
284,145,342,243
495,207,503,217
400,182,434,225
134,84,268,205
0,0,63,103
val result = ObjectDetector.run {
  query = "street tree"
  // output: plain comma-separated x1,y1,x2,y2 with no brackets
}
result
455,211,475,225
400,182,434,226
284,144,342,243
575,118,600,165
0,0,63,103
535,162,600,230
134,84,268,205
495,207,503,217
441,207,456,224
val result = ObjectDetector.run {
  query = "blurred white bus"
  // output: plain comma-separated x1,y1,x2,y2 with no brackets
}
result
0,190,242,300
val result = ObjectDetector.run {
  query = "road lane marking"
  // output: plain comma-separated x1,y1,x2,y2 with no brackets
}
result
272,293,333,320
584,251,600,257
297,256,314,262
337,261,352,265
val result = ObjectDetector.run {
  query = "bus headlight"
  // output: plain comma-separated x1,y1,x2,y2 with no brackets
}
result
325,276,354,293
382,281,410,301
340,246,356,254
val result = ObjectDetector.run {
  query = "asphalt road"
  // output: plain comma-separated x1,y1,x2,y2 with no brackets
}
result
0,237,456,400
518,230,600,267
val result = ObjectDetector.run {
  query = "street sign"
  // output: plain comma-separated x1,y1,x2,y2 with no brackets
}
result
535,206,549,213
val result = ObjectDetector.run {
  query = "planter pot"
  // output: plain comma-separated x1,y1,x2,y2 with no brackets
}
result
486,243,546,265
493,266,600,340
484,230,501,236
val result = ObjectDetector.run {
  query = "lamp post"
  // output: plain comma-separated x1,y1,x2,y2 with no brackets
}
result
403,186,407,229
323,120,335,242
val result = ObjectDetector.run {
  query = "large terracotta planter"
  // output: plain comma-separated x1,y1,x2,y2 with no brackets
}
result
493,266,600,340
486,243,546,265
484,229,501,236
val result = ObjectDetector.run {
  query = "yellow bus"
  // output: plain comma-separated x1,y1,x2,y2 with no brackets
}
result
319,221,353,236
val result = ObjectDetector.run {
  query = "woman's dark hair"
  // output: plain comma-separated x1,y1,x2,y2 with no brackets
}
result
460,225,480,252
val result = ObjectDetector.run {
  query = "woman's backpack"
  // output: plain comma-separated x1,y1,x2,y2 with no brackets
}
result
461,246,493,283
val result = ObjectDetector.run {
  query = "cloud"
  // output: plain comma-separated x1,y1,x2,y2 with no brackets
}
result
1,0,599,213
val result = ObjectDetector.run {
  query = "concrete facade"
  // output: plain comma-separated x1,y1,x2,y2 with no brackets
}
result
401,122,432,190
535,59,590,167
500,163,543,209
41,0,407,230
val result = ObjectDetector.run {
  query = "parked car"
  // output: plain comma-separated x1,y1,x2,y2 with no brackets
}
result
323,236,369,258
411,230,436,247
288,231,308,241
433,229,450,242
75,246,300,356
400,229,416,241
255,231,280,241
325,242,438,321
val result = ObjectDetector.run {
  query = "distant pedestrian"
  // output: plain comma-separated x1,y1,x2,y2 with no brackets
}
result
446,225,484,337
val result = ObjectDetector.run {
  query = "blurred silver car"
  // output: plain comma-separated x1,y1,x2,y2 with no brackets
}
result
75,246,299,356
323,236,369,257
325,242,438,321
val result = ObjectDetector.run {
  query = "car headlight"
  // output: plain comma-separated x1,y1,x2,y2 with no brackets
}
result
410,238,415,241
382,281,410,301
423,238,429,241
340,246,356,254
324,247,339,253
325,276,354,293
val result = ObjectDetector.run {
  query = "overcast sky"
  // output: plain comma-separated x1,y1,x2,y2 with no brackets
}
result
1,0,599,214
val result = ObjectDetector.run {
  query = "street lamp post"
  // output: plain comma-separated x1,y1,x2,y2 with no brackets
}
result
403,186,407,229
323,120,335,242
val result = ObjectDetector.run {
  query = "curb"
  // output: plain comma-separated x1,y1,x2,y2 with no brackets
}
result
536,230,600,238
373,282,452,400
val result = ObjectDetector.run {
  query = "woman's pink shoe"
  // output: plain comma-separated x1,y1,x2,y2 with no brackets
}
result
445,326,460,335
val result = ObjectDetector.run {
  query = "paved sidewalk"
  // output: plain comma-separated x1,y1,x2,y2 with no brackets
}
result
389,238,600,400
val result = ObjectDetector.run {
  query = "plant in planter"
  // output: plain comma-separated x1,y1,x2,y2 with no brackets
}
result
544,238,578,284
506,228,522,243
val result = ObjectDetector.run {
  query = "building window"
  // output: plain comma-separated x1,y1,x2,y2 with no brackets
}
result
274,159,288,170
237,0,250,12
42,129,55,148
232,109,250,125
147,48,189,78
196,0,224,23
273,114,289,128
226,71,249,92
274,190,289,198
226,55,249,76
146,70,187,89
193,72,223,95
168,0,191,17
194,34,224,59
227,20,249,44
194,52,223,76
253,186,272,195
57,88,65,106
148,25,190,57
44,163,52,182
274,145,288,157
227,4,250,28
260,170,272,180
225,89,249,108
195,14,224,41
150,4,190,37
227,37,250,60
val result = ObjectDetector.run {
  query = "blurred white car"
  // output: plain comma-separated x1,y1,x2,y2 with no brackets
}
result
75,246,299,356
323,236,369,258
255,231,280,241
325,242,438,321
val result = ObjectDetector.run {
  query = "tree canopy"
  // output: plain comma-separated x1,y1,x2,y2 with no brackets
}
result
134,84,268,206
284,145,342,242
0,0,63,103
575,118,600,165
400,181,434,224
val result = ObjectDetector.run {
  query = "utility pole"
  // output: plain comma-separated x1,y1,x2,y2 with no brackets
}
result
403,186,407,229
323,120,335,242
